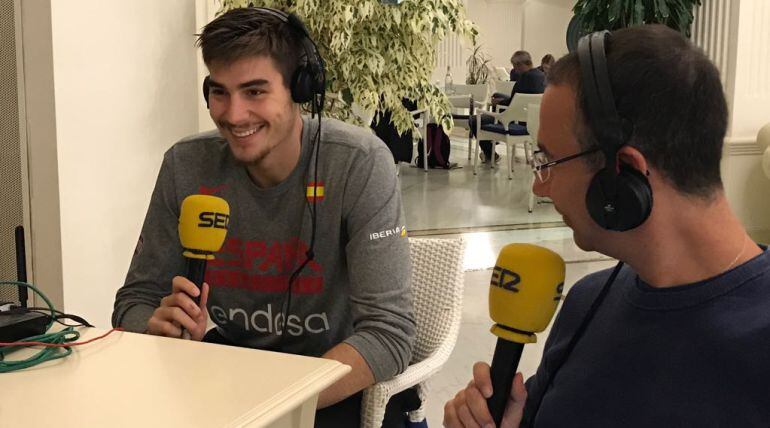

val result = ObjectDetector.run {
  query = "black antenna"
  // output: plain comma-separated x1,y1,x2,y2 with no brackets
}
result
15,226,28,307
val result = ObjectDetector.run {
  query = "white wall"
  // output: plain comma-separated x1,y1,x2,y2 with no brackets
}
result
38,1,200,326
695,0,770,242
521,0,572,64
434,0,572,84
20,0,64,308
728,0,770,141
466,0,524,70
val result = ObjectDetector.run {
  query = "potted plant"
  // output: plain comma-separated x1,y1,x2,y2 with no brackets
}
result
568,0,702,51
217,0,477,133
574,0,702,35
465,45,491,85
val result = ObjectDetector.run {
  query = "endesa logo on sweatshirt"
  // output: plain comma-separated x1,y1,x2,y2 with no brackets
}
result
209,303,330,336
368,225,407,241
205,237,324,294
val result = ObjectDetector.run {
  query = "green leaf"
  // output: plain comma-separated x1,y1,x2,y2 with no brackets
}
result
609,0,622,24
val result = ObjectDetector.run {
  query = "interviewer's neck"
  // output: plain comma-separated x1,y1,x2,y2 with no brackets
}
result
613,189,761,288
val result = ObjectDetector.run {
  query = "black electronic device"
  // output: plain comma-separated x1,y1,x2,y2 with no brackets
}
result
0,226,49,342
0,312,49,342
579,31,653,231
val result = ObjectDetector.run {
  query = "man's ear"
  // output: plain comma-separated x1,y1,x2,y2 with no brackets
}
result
617,145,650,176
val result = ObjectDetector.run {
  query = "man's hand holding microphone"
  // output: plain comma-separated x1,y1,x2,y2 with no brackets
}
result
444,244,565,428
146,195,230,340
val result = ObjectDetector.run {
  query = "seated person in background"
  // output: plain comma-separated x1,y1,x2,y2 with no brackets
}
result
537,54,555,80
509,55,521,82
473,50,545,163
111,7,415,428
445,25,770,427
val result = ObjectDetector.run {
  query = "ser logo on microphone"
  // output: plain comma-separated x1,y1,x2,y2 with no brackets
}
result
491,266,521,292
198,211,230,229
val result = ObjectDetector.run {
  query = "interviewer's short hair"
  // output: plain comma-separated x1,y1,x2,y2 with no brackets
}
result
548,25,727,198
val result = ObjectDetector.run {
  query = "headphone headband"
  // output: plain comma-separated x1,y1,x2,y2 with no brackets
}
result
578,31,653,232
578,31,625,154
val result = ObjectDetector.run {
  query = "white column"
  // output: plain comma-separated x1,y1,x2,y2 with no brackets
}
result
693,0,770,242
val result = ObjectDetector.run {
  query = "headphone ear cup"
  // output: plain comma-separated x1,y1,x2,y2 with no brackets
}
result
586,168,616,230
586,164,652,231
615,165,653,230
291,66,314,104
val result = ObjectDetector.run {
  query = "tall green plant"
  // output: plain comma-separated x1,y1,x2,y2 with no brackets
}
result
465,45,491,85
217,0,477,133
573,0,702,37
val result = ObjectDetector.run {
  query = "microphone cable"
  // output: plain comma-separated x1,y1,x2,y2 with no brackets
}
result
524,261,624,426
279,94,323,347
0,281,122,373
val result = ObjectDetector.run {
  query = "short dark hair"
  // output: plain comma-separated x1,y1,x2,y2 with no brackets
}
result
197,8,302,89
549,25,727,197
541,54,555,66
511,51,533,67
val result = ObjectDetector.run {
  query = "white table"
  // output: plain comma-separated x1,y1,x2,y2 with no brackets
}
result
0,328,350,428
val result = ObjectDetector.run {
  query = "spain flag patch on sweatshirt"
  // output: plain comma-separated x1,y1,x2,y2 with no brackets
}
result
306,182,325,202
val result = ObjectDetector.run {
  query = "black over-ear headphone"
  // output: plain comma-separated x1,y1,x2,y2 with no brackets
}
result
202,7,326,111
578,31,652,231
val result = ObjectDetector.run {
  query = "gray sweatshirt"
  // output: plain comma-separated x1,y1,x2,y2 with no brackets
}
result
112,116,415,382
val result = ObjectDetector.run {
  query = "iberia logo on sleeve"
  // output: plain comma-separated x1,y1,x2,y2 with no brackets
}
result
306,181,324,202
369,225,408,241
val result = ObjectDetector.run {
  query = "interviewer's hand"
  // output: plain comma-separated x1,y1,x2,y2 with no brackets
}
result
146,276,209,340
443,362,527,428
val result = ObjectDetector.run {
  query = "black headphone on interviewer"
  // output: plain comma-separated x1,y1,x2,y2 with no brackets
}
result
581,32,653,232
201,7,327,343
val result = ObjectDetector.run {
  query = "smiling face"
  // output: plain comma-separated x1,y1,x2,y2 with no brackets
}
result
533,84,605,251
206,55,300,166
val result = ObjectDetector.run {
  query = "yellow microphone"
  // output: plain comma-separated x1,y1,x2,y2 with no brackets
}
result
178,195,230,303
487,243,565,426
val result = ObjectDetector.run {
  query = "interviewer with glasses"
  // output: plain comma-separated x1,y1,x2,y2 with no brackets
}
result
531,147,600,185
444,25,770,428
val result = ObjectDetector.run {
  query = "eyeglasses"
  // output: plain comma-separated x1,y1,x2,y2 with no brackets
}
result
532,147,600,183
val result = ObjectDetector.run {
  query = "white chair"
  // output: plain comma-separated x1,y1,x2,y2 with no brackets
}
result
526,104,541,213
494,66,510,81
494,80,515,98
473,93,543,178
449,84,489,160
360,237,466,428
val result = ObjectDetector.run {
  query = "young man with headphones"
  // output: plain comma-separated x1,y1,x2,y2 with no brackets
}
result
112,7,414,426
444,25,770,427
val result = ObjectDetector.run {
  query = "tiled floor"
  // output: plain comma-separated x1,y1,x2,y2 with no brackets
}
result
399,134,562,232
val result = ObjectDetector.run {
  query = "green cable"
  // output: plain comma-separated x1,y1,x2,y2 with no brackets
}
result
0,281,82,373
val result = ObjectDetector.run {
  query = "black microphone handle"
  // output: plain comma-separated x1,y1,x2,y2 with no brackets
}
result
488,338,525,427
185,257,207,305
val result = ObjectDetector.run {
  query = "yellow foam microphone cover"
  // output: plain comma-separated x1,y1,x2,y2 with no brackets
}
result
489,243,565,344
178,195,230,260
